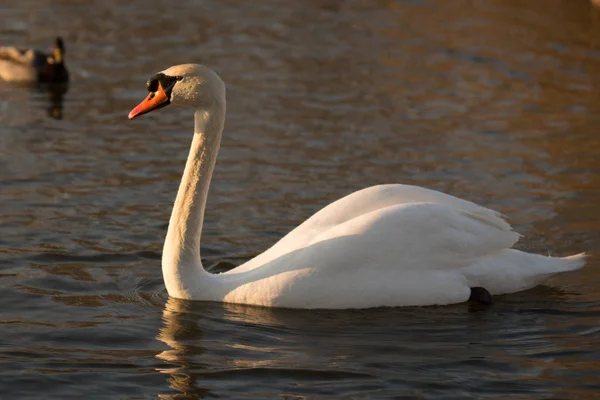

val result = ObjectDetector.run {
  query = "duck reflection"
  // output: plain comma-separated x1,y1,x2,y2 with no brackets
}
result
0,80,69,120
0,36,69,119
37,82,69,120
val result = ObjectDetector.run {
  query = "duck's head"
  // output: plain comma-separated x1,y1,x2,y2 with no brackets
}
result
52,37,65,64
128,64,225,120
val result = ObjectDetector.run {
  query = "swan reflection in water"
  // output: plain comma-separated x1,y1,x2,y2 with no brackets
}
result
154,290,589,399
155,298,288,399
155,298,214,399
156,297,368,398
153,297,491,399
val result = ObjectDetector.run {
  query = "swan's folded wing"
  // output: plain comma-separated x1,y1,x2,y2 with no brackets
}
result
229,187,520,275
307,202,521,272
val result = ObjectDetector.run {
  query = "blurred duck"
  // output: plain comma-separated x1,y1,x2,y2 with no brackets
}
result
0,37,69,83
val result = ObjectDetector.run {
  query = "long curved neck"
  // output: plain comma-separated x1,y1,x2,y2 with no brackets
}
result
162,103,225,297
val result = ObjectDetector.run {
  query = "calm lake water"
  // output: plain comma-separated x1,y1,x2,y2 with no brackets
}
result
1,0,600,398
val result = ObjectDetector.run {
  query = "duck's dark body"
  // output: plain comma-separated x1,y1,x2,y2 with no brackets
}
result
0,37,68,83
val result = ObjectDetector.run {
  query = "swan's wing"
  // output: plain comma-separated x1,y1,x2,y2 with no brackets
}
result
266,184,489,250
306,202,520,273
229,184,514,274
301,184,487,229
231,199,518,280
220,201,520,308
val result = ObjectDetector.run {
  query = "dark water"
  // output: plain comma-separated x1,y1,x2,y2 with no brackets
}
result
1,0,600,398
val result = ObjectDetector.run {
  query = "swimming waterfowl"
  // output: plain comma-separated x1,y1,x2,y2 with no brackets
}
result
128,63,586,309
0,37,69,83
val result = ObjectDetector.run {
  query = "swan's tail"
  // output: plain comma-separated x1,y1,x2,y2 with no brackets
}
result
515,251,587,281
464,251,587,295
554,252,587,273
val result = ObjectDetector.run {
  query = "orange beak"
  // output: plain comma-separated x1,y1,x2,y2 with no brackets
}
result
128,83,170,120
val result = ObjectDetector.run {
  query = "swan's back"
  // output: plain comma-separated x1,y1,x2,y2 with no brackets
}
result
227,184,514,275
214,184,583,308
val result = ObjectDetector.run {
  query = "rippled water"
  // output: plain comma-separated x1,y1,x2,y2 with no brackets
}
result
1,0,600,398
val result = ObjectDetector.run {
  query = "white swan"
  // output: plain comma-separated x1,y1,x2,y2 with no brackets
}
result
128,64,585,309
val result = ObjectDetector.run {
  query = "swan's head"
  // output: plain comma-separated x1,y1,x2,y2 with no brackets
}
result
128,64,225,120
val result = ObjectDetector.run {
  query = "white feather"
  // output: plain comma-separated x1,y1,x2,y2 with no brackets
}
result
131,64,586,309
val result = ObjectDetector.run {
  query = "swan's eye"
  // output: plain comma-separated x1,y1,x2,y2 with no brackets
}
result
176,76,183,81
146,78,159,92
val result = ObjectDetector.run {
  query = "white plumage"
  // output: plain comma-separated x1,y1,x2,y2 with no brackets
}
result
129,64,585,309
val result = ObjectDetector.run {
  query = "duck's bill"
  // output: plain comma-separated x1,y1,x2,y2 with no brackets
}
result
128,84,170,119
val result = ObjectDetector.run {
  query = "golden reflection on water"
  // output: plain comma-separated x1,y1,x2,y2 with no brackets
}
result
372,0,600,236
149,2,600,396
1,0,600,398
156,295,600,399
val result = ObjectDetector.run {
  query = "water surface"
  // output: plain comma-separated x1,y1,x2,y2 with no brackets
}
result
1,0,599,398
